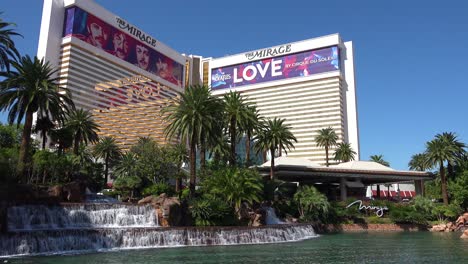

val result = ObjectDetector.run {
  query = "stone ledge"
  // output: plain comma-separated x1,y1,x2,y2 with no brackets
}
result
316,223,429,233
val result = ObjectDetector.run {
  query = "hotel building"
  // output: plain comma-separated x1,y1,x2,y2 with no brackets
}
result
203,35,360,164
38,0,359,165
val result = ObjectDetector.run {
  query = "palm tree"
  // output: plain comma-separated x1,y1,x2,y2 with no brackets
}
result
114,152,137,178
0,56,74,181
254,118,297,180
426,132,466,205
0,17,21,72
223,91,252,166
370,154,390,167
163,85,223,197
315,127,338,167
65,109,99,155
49,126,74,154
33,116,55,149
240,105,261,166
168,143,188,193
333,142,357,163
94,136,122,184
408,153,430,197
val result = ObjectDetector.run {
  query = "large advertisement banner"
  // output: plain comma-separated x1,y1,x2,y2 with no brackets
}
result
211,46,339,90
63,7,183,88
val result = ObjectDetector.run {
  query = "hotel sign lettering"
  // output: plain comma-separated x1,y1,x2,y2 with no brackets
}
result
116,17,157,48
245,44,292,60
346,200,389,217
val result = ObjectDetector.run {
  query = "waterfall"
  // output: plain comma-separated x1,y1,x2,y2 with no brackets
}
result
264,207,285,225
1,204,317,257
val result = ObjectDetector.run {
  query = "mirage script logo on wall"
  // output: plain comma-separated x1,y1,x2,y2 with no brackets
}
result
346,200,389,217
245,44,292,60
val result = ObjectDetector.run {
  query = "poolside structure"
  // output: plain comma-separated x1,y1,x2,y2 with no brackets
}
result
256,157,433,201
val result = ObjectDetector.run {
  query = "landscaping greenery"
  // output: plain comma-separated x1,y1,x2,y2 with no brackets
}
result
0,13,466,229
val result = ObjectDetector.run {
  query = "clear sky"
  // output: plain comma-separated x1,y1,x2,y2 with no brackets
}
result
1,0,467,170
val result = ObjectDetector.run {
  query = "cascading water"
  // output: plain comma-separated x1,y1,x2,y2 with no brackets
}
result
264,207,285,225
1,204,317,257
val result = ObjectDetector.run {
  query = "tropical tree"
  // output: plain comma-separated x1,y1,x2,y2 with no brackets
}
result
202,167,263,218
223,91,252,166
94,136,122,184
294,185,330,222
168,143,188,193
163,85,223,197
240,105,261,166
425,132,466,205
254,118,297,180
0,16,21,72
65,108,99,155
370,154,390,167
0,56,74,181
315,127,338,167
33,116,55,149
333,142,356,163
49,126,74,154
114,152,137,178
408,153,430,196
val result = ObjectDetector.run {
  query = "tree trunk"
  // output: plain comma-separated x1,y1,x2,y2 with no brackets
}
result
440,162,449,205
17,111,34,183
325,145,329,167
105,155,109,184
270,148,275,180
230,117,236,166
73,133,81,155
189,133,197,198
200,133,206,171
42,132,47,150
376,185,381,199
245,131,251,166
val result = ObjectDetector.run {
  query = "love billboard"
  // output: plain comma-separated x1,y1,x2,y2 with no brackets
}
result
211,46,339,90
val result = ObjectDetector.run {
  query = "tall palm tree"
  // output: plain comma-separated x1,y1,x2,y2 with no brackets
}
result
426,132,466,205
49,126,74,154
408,153,430,196
0,56,74,181
241,105,261,166
223,91,252,166
437,132,466,178
254,118,297,180
0,17,21,72
370,154,390,167
163,85,223,197
315,127,338,167
168,143,188,193
33,116,55,149
94,136,122,184
334,142,357,163
114,152,137,178
66,109,99,155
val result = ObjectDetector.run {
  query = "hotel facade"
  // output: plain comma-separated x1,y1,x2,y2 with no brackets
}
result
38,0,359,165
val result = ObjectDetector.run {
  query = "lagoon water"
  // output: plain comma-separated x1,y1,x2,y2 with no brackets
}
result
6,232,467,264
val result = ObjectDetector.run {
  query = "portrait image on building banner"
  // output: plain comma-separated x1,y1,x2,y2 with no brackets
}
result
63,7,183,88
211,46,339,90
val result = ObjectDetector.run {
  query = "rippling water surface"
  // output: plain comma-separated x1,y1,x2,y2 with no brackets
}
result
6,232,468,264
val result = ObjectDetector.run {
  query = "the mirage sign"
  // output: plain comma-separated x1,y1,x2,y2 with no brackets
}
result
211,46,339,90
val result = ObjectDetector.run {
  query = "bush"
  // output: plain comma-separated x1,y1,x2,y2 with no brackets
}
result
113,176,142,199
366,216,393,224
388,204,428,225
293,185,330,223
142,182,174,197
190,194,236,226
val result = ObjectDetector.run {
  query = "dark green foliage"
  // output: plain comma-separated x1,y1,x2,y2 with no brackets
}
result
189,194,236,226
113,176,142,199
201,167,263,214
142,182,174,197
388,204,429,225
0,122,21,148
0,146,18,183
448,171,468,210
294,185,330,223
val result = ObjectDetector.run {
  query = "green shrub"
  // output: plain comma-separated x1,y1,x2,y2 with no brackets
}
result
142,182,174,197
293,185,330,223
389,205,428,225
366,216,392,224
190,194,236,226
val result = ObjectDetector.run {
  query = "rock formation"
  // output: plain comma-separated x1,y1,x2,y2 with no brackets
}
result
138,194,182,227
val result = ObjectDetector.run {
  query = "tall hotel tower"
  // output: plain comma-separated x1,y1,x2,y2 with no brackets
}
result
203,35,360,164
38,0,359,165
37,0,187,149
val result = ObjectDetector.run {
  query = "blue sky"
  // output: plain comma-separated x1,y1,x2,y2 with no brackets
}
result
1,0,467,170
